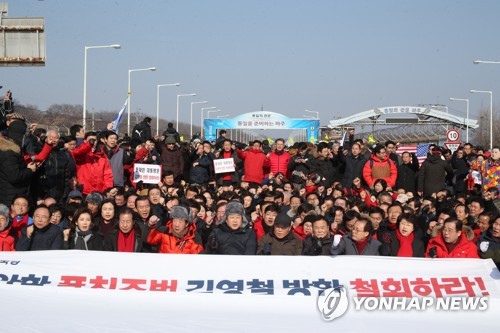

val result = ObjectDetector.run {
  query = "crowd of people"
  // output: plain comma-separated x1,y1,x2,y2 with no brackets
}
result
0,114,499,268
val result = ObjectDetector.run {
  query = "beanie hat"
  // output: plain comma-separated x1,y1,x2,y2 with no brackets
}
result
170,205,190,222
219,201,248,228
165,136,176,144
85,191,104,205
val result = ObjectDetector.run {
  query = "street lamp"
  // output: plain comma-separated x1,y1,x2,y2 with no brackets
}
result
207,109,221,118
473,60,500,64
128,67,156,134
201,107,216,139
449,97,470,143
470,90,493,150
305,109,320,119
190,101,208,138
156,83,180,136
83,44,121,129
176,93,196,130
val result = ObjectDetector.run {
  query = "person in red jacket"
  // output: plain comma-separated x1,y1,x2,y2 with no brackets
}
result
0,203,15,251
363,144,398,189
74,138,114,195
268,138,291,176
426,218,479,258
147,205,203,254
237,140,270,185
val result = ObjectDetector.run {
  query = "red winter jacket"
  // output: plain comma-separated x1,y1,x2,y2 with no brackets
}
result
147,220,203,254
253,217,267,241
0,226,15,251
363,154,398,188
269,150,291,176
74,148,114,195
425,232,479,258
237,148,270,184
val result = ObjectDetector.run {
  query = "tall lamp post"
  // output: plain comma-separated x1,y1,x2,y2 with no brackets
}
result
83,44,121,129
156,83,180,136
176,93,196,130
190,101,208,138
470,90,493,150
449,97,470,143
473,60,500,64
201,107,216,138
128,67,156,134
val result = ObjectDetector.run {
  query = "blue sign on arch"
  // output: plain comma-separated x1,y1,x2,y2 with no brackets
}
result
204,111,319,142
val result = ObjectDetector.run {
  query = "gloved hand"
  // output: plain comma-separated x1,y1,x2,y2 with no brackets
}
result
333,234,342,247
208,236,218,251
429,247,437,258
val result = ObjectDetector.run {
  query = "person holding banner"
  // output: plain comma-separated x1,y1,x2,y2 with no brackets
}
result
215,139,242,187
205,202,256,255
0,203,15,251
147,205,203,254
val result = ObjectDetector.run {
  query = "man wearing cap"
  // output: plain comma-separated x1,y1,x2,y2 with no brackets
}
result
0,203,15,251
205,202,257,255
85,191,104,217
159,136,184,181
257,213,302,255
67,190,83,204
147,205,203,254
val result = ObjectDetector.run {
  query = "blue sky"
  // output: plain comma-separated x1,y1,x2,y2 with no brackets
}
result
2,0,499,131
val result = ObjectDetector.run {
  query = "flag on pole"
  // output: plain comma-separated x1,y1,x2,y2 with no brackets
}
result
111,98,128,134
339,131,348,146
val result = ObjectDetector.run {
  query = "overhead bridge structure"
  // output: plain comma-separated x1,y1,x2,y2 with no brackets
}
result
327,106,479,144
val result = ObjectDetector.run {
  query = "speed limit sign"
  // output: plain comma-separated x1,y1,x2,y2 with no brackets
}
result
446,129,460,142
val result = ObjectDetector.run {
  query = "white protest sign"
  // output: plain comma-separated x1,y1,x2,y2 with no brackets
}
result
133,163,162,184
214,158,235,174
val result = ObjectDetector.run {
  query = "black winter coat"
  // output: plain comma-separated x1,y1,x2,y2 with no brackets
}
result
132,121,152,144
189,152,213,184
288,153,312,184
38,147,71,203
340,153,367,189
103,223,145,252
16,223,64,251
302,235,332,255
64,229,104,251
0,137,34,206
396,154,419,194
308,157,336,187
417,154,453,197
205,223,257,255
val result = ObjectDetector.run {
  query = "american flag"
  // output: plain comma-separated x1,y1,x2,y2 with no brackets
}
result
396,144,430,166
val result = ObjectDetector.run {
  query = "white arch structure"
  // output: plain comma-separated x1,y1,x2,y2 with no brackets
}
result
328,106,478,129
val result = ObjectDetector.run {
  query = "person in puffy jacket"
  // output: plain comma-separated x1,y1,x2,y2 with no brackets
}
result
147,206,203,254
362,144,397,189
426,218,479,258
477,216,500,268
74,136,113,195
268,138,291,176
16,205,63,251
237,140,269,185
205,202,256,255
